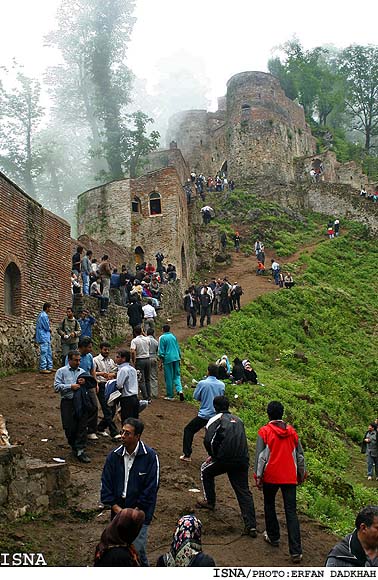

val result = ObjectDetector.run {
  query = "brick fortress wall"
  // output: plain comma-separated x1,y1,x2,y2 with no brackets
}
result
0,172,72,370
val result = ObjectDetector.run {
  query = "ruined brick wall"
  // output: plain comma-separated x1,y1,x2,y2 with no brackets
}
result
295,152,370,190
0,172,72,370
143,148,190,185
77,180,132,247
73,235,133,271
77,168,195,282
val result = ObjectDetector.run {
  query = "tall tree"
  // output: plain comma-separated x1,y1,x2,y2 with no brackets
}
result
0,65,43,195
338,44,378,153
46,0,136,179
121,111,160,178
269,39,344,125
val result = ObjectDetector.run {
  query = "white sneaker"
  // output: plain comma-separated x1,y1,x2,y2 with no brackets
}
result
164,396,175,401
97,431,110,437
87,433,99,440
368,476,373,480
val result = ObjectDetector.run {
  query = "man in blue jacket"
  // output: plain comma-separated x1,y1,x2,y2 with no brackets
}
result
100,417,160,566
180,363,225,462
35,302,53,374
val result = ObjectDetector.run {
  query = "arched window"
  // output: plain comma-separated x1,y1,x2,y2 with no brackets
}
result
132,196,141,213
134,246,145,266
149,191,162,216
4,262,21,316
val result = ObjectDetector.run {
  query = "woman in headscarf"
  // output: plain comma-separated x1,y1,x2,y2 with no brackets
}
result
157,514,215,567
94,508,145,567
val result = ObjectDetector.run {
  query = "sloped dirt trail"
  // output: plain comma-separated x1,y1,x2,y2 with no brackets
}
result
0,242,337,567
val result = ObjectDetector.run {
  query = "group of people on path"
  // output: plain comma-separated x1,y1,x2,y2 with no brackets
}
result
184,278,243,328
360,185,378,203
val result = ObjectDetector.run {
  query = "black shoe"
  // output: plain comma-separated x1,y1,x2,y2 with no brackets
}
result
195,500,215,511
244,527,257,538
179,392,185,402
77,453,91,463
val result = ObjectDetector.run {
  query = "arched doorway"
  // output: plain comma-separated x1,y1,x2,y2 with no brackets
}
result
220,160,228,176
134,246,145,266
181,244,187,280
4,262,21,316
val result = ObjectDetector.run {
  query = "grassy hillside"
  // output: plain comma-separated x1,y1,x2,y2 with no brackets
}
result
206,189,324,256
182,218,378,535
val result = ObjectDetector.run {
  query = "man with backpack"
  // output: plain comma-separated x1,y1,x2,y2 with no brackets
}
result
231,283,243,311
196,395,257,538
57,307,82,367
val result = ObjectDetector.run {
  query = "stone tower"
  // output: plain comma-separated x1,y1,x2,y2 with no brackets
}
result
166,71,316,184
226,71,315,183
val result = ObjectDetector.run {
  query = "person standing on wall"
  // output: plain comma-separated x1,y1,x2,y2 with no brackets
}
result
57,307,82,367
35,302,53,374
81,250,93,296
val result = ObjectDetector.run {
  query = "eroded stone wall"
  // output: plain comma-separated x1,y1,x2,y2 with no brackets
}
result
0,446,70,520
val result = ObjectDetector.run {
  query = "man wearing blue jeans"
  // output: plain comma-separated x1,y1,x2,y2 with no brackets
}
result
180,364,225,462
81,250,92,296
100,417,160,566
35,302,53,374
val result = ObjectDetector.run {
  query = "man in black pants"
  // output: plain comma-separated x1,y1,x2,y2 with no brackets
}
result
180,364,224,462
54,350,90,463
116,350,139,422
94,341,119,439
196,396,257,537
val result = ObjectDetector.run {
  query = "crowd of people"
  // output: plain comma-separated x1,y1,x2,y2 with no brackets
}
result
32,199,378,569
183,171,235,205
70,246,178,316
360,185,378,203
183,278,244,328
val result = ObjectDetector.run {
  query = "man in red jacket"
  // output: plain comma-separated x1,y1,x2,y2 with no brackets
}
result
254,401,306,563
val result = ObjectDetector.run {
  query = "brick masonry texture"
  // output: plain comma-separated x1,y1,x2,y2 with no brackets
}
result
0,172,137,371
77,167,195,282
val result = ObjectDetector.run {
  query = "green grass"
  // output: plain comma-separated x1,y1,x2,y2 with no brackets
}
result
209,189,325,255
182,221,378,536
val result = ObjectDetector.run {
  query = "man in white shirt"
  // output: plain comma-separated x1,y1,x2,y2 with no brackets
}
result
116,350,139,422
94,341,119,439
130,326,151,402
142,299,157,332
146,328,159,399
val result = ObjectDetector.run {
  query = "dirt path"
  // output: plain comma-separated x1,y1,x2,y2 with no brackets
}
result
0,243,337,567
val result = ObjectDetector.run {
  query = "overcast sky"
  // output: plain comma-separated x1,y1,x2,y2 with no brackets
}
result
1,0,378,109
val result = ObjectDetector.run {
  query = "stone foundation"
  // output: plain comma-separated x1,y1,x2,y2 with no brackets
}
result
0,446,70,520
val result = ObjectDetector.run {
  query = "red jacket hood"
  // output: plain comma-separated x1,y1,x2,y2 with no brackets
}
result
266,420,296,439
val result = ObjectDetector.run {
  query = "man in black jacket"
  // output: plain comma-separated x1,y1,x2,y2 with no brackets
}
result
196,396,257,537
326,506,378,567
127,297,143,330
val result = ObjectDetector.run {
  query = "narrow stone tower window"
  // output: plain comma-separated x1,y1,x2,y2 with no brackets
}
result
4,262,21,316
149,192,162,215
241,104,251,124
132,196,141,213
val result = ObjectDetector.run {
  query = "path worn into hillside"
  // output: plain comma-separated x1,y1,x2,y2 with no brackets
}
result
0,244,338,567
